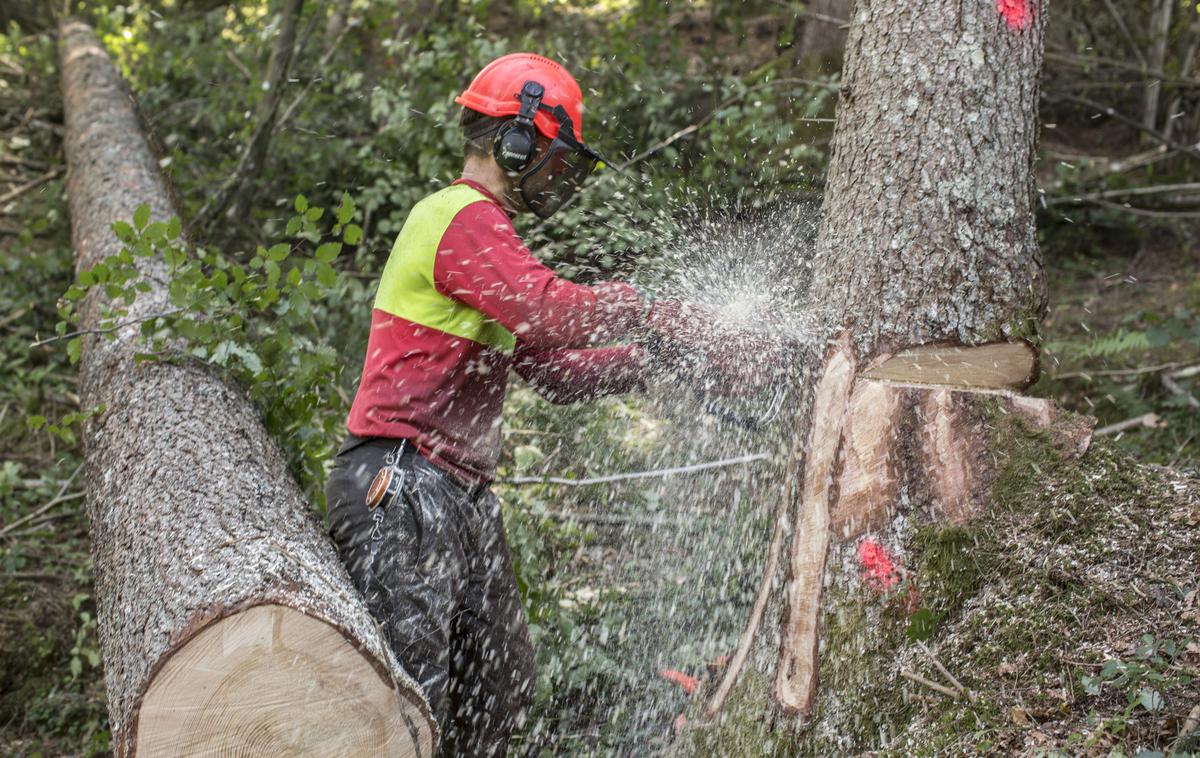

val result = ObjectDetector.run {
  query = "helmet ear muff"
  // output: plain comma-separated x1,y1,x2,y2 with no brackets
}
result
493,80,544,173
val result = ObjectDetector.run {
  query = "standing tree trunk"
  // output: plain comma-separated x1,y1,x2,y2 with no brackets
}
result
680,0,1111,752
60,20,433,756
1142,0,1174,135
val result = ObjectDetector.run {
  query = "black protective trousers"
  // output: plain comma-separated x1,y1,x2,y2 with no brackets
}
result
325,436,536,757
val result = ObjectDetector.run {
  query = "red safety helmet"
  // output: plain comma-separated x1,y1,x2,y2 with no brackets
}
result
455,53,586,143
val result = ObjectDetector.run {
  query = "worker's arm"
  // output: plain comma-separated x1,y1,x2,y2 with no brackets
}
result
434,201,646,349
512,343,650,404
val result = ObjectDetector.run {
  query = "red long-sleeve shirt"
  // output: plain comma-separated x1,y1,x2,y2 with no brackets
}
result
346,179,648,482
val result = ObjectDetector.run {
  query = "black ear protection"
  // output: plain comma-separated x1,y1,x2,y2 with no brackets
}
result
493,80,544,173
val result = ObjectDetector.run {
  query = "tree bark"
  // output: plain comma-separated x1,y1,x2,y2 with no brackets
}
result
688,0,1072,749
1142,0,1174,135
779,0,1051,719
60,19,433,756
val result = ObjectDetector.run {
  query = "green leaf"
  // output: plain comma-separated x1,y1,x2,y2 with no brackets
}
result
112,220,135,242
133,204,151,230
1145,327,1171,348
265,260,281,287
1081,675,1100,695
1137,688,1164,712
343,223,363,245
26,415,46,430
335,193,355,225
67,336,82,364
267,243,290,261
304,206,324,222
316,261,337,287
905,608,938,643
287,267,302,286
144,221,167,242
294,194,308,213
231,344,264,374
167,216,182,240
315,242,342,263
286,216,302,236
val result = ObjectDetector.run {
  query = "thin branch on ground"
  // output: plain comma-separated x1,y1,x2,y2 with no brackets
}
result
917,640,971,700
0,167,62,207
544,511,689,528
1162,374,1200,409
1052,361,1185,381
899,670,961,699
1045,51,1197,87
0,464,84,537
1095,413,1161,437
1169,364,1200,380
703,491,788,719
1083,199,1200,219
501,452,768,486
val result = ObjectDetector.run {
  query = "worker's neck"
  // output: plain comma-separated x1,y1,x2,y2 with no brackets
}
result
461,156,518,215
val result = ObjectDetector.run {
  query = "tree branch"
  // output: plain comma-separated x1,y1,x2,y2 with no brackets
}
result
0,167,62,207
193,0,305,229
501,452,769,486
1042,92,1200,163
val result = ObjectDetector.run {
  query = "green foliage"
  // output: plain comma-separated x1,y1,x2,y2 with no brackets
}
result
1075,635,1195,751
53,195,366,501
1044,303,1200,464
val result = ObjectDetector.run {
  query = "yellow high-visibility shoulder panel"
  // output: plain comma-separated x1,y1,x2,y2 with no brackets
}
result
374,183,515,354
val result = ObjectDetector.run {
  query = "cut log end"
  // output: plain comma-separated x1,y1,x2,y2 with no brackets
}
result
862,340,1038,390
136,605,434,758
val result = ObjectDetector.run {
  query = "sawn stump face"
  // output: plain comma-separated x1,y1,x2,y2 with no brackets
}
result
138,605,431,758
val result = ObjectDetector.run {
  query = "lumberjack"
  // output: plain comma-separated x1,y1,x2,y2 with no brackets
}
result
325,54,789,756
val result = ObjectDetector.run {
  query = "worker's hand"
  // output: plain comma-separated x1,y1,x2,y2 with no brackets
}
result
643,298,719,346
641,298,796,397
700,327,796,398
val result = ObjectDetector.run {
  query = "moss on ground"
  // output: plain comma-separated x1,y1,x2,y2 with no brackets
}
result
672,411,1198,756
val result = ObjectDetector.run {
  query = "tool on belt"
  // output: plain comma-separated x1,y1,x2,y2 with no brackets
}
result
366,440,410,511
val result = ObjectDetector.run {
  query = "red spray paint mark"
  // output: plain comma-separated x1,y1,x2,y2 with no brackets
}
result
997,0,1032,30
858,537,901,591
659,668,699,696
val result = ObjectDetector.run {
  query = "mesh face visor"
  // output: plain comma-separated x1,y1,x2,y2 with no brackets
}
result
518,105,606,219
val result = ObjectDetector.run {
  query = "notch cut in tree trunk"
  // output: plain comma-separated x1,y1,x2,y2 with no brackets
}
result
59,20,433,756
772,336,1092,718
861,340,1038,390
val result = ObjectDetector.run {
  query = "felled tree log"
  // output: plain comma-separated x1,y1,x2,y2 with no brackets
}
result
60,20,433,756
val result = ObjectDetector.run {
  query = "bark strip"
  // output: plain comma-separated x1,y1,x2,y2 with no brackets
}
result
59,20,433,755
774,340,856,716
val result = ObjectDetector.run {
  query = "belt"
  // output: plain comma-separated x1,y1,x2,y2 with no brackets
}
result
339,434,487,499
